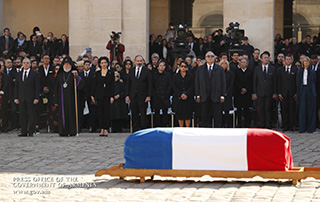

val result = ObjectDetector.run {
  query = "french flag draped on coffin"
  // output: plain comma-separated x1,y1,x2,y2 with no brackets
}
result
124,128,293,171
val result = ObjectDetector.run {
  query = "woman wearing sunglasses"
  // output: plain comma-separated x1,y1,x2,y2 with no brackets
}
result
172,60,195,127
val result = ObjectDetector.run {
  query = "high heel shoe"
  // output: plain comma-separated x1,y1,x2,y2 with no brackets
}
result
99,129,104,136
103,129,108,137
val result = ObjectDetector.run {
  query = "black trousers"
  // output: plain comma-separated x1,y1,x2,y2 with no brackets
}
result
19,101,36,135
281,95,296,130
130,98,148,132
154,108,168,127
237,107,251,128
257,96,273,128
201,98,222,128
97,97,111,130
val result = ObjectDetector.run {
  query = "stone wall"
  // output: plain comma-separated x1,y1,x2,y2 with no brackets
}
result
69,0,149,62
149,0,169,36
224,0,275,59
3,0,68,38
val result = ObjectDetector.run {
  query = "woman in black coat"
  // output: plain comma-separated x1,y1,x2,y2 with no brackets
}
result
57,34,69,56
121,59,133,85
172,61,195,127
91,56,115,136
14,32,28,57
220,59,234,128
110,71,128,132
152,59,172,127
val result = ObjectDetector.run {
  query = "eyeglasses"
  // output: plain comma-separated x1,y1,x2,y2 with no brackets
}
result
180,65,188,68
206,55,215,58
115,76,120,78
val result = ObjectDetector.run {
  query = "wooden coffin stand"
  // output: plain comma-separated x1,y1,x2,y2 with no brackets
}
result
95,164,320,185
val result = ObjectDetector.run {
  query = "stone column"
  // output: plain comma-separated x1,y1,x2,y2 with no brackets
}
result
69,0,149,61
224,0,275,60
0,0,3,32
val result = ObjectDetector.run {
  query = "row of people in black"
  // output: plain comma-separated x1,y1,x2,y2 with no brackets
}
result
1,49,319,136
0,28,69,61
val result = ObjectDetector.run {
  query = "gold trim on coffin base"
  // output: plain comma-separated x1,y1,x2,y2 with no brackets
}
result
95,164,320,185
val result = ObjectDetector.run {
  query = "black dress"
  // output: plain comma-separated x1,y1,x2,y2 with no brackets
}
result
92,70,115,130
172,72,195,120
152,71,172,126
55,70,84,136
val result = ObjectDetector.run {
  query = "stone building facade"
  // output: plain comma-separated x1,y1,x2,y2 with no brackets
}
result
0,0,319,61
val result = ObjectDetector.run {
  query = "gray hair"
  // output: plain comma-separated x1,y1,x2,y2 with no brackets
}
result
151,53,159,59
22,57,31,64
205,51,215,57
240,57,249,64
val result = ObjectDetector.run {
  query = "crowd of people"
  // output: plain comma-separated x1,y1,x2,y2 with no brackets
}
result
1,24,320,137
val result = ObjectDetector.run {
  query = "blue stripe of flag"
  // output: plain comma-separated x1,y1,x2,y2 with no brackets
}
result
124,128,173,169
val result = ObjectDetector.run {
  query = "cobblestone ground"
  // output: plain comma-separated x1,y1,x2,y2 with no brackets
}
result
0,129,320,202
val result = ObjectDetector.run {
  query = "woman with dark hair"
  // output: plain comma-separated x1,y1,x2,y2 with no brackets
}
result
172,60,194,127
58,34,69,56
121,59,132,84
152,59,171,127
14,32,28,57
91,56,115,136
219,59,234,128
297,56,317,133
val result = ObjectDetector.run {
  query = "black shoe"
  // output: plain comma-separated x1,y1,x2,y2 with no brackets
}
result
18,134,27,137
28,133,33,137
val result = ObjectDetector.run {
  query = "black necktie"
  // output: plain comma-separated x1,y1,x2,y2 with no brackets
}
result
136,67,140,78
23,71,27,82
263,66,266,76
286,67,290,74
208,66,212,78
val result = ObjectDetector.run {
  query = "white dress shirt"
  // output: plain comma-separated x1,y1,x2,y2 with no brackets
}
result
22,68,31,81
303,69,308,85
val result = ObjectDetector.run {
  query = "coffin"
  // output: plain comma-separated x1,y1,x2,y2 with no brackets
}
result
124,128,293,171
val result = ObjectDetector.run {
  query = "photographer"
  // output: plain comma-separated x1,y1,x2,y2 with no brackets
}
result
106,32,125,64
163,22,176,42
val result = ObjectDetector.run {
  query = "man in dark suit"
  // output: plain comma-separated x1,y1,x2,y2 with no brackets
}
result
27,35,41,60
195,51,226,127
187,36,200,57
125,55,152,132
203,35,216,56
0,28,14,59
79,60,96,131
229,52,239,72
277,54,298,131
234,57,254,128
38,54,54,132
14,58,40,136
253,51,277,129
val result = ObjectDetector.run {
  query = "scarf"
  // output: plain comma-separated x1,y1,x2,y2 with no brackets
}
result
17,38,25,46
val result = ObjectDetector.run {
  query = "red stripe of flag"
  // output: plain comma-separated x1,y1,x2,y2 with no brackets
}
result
247,129,293,171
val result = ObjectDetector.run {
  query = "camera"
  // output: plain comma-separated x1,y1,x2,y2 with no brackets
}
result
110,31,121,41
175,24,187,47
227,22,245,48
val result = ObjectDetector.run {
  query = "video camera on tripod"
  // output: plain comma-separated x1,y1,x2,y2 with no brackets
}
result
227,22,245,49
